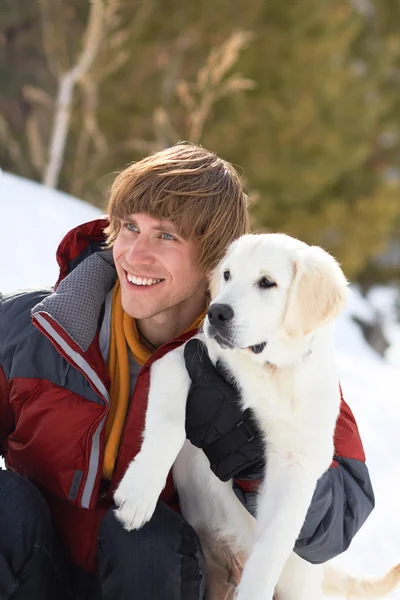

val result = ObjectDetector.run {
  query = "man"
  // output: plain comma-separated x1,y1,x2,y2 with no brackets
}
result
0,143,374,600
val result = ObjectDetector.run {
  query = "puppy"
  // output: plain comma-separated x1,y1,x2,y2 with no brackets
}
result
114,233,400,599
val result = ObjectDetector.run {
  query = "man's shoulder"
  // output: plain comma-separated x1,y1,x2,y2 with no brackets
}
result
1,288,52,313
0,289,51,349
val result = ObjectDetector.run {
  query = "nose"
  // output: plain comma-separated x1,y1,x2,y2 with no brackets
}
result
207,303,234,328
125,235,154,264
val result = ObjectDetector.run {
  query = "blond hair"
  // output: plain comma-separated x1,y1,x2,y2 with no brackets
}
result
105,143,250,273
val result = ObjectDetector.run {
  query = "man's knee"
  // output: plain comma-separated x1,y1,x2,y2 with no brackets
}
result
99,501,180,567
0,470,55,598
98,501,206,599
0,470,52,543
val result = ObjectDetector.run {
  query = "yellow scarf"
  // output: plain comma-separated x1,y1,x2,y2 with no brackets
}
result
102,280,206,480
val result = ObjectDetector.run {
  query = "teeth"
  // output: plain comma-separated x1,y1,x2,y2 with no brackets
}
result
127,273,162,286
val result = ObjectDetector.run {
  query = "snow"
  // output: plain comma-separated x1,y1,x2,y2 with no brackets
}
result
1,173,399,596
0,171,101,292
331,296,400,598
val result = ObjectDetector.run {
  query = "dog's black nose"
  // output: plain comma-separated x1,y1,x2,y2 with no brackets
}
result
207,303,234,328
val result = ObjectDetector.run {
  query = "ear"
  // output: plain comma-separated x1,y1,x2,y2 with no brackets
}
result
283,245,348,338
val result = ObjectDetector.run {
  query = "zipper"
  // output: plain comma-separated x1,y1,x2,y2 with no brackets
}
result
34,308,197,504
32,312,110,508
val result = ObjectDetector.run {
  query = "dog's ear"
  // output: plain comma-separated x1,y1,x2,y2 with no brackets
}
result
208,265,221,300
283,245,348,338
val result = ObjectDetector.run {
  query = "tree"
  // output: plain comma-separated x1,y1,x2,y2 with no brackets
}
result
233,0,400,280
41,0,105,187
2,0,399,283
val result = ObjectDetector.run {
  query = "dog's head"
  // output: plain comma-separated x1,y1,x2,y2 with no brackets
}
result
205,233,348,363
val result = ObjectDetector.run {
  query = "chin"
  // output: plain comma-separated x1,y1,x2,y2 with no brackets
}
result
121,301,151,320
124,299,172,321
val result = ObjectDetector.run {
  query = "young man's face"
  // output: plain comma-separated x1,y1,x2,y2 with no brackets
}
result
113,213,208,320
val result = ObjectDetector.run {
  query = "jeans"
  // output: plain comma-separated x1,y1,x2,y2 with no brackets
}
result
0,469,206,600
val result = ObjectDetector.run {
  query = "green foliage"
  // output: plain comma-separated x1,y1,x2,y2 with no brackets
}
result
1,0,399,283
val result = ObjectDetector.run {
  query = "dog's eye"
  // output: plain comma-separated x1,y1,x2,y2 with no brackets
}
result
223,270,231,282
258,277,276,289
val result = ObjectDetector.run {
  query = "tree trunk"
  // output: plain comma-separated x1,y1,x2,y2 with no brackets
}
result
43,0,104,188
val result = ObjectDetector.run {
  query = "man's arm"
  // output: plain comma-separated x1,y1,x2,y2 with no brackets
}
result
0,365,13,459
0,295,15,459
234,396,375,564
184,339,266,482
184,340,375,564
294,392,375,563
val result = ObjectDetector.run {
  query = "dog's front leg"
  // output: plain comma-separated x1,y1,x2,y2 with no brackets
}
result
114,346,190,530
235,454,320,600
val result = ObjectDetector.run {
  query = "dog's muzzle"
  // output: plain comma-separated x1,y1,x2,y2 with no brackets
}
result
206,303,235,347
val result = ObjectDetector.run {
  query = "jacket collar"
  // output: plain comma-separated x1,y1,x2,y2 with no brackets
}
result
32,248,116,352
55,217,109,288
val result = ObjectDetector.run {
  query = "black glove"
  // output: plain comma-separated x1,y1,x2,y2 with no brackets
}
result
184,338,266,482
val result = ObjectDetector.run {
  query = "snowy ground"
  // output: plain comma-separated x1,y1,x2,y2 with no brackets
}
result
330,298,400,598
1,172,399,597
0,171,101,292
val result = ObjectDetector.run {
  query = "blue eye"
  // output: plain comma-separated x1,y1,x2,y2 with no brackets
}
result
160,232,175,240
125,223,138,232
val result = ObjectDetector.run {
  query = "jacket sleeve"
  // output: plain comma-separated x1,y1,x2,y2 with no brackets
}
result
233,387,375,564
0,295,15,459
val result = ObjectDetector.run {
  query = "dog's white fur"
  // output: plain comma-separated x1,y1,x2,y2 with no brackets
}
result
114,233,400,599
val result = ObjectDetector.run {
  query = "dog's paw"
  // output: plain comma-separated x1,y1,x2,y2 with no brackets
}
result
114,465,162,531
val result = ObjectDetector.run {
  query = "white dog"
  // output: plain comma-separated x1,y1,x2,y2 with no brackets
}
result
114,233,400,599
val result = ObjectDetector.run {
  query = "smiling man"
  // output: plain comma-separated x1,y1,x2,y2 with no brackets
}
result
113,214,208,343
0,143,374,600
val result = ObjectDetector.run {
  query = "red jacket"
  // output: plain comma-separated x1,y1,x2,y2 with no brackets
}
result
0,219,374,571
0,218,202,571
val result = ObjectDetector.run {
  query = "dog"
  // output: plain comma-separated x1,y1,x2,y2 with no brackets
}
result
114,233,400,599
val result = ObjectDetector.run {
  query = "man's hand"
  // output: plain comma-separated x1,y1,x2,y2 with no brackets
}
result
184,338,265,482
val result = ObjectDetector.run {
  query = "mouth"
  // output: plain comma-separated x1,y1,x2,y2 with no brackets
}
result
213,334,235,349
208,331,267,354
125,271,165,288
248,342,267,354
205,325,235,349
206,323,267,354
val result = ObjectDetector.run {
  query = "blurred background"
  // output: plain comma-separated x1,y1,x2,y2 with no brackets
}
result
2,0,400,362
1,1,400,592
2,0,400,285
